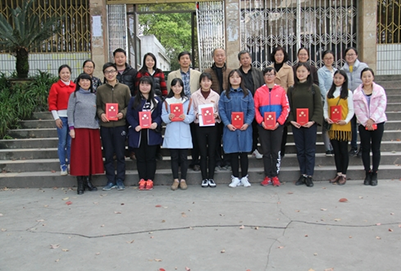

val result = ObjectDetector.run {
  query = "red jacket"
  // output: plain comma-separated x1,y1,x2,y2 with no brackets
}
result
48,80,76,111
254,84,289,125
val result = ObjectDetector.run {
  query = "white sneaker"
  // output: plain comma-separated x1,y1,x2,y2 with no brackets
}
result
229,176,241,188
252,149,263,159
201,179,209,188
60,164,68,176
241,175,251,187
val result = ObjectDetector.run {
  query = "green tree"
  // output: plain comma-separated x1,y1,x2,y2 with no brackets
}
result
139,3,196,70
0,0,63,78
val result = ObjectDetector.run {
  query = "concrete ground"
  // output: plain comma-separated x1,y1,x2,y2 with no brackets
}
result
1,179,401,271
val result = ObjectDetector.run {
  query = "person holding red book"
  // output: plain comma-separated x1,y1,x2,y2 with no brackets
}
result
191,72,220,188
162,78,195,190
48,64,76,176
254,67,289,187
287,63,323,187
324,70,354,185
218,69,255,188
127,76,163,191
353,68,387,186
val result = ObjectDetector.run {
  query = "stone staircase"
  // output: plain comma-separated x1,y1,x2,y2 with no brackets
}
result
1,76,400,188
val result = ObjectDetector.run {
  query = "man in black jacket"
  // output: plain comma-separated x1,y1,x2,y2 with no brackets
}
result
113,48,137,96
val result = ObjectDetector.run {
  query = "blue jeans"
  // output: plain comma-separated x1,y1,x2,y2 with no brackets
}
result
292,123,318,176
56,117,71,166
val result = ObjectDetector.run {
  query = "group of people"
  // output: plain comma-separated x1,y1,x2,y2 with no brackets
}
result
47,46,387,194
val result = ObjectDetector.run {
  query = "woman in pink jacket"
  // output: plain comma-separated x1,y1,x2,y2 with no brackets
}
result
353,68,387,186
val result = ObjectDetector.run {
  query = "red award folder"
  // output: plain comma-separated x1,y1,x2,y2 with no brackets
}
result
106,103,118,121
139,111,152,129
296,108,309,126
170,103,184,122
201,106,215,125
264,112,276,129
231,112,244,129
330,105,342,122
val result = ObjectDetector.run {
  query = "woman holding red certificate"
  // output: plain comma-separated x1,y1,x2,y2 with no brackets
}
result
219,70,255,188
353,68,387,186
127,76,163,191
162,78,195,190
191,72,220,188
287,63,323,187
324,70,354,185
254,67,289,187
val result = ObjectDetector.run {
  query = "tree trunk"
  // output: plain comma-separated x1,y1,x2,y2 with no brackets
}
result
16,47,29,79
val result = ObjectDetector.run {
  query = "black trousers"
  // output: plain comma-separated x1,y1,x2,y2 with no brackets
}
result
170,148,189,179
100,126,126,184
358,123,384,172
230,152,249,178
258,125,284,177
189,122,200,166
196,125,218,180
134,130,157,181
331,139,349,174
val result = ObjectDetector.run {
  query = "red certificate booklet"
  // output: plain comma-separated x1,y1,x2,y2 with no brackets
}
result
296,108,309,126
264,112,276,129
201,106,215,125
106,103,118,121
139,111,152,129
170,103,184,122
231,112,244,129
330,105,342,122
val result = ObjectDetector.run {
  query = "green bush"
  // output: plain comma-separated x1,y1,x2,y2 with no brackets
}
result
0,72,57,138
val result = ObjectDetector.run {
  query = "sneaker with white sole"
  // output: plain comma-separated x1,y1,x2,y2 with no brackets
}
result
252,149,263,159
60,164,68,176
240,175,251,187
229,176,241,187
201,179,209,188
208,179,217,187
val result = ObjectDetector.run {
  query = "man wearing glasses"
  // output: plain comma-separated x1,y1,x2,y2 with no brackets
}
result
96,62,131,191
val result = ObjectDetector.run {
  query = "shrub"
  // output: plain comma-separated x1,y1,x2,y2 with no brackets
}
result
0,72,57,138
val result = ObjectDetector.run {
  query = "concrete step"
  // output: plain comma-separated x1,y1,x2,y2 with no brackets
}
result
1,164,400,188
1,152,400,173
387,112,401,120
386,103,401,111
31,112,53,120
386,95,401,102
19,119,55,129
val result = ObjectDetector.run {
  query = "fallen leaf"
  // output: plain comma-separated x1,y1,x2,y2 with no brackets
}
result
321,208,327,211
376,223,381,226
219,214,224,216
349,236,352,238
95,252,100,255
398,225,401,228
1,228,6,232
181,212,187,217
254,227,259,230
185,267,191,271
127,239,134,244
278,246,284,249
390,213,394,215
0,213,3,217
155,205,162,207
161,220,166,223
36,219,45,222
44,205,48,207
334,218,341,222
389,228,393,232
114,211,121,214
121,203,125,205
55,259,59,262
308,269,315,271
324,268,334,271
359,196,363,199
313,253,317,256
339,198,348,202
376,236,381,240
155,259,162,262
239,225,245,229
50,244,59,249
221,249,225,253
287,192,293,194
62,248,69,252
159,269,166,271
62,197,69,201
100,224,105,227
66,201,72,205
51,170,56,173
305,234,308,237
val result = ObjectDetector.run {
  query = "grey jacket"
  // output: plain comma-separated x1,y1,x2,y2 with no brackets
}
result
67,90,100,129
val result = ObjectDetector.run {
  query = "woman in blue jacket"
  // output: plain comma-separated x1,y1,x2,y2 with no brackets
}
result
219,69,255,188
162,78,195,190
127,76,163,191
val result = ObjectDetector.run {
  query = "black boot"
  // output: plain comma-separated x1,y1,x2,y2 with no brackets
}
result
363,171,372,185
77,176,85,195
371,171,378,186
85,175,97,191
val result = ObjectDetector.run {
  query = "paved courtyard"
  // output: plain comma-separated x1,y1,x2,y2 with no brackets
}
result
1,179,401,271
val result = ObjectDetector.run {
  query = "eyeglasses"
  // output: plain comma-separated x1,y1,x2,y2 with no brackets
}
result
104,70,117,75
264,74,275,77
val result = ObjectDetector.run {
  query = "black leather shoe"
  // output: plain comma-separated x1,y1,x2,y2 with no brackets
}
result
295,175,306,186
363,171,372,185
77,176,85,195
85,176,97,191
349,148,357,156
305,176,314,187
371,172,378,186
